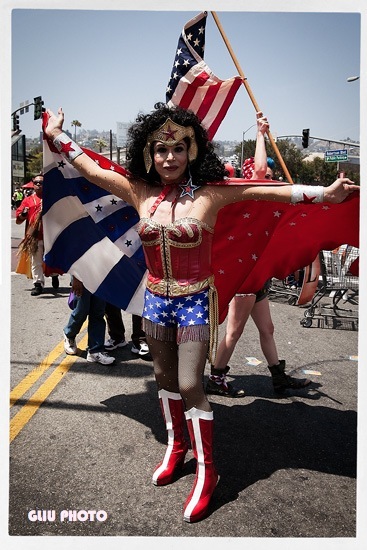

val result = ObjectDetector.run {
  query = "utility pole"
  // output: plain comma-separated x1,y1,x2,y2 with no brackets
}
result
276,133,359,149
11,95,45,133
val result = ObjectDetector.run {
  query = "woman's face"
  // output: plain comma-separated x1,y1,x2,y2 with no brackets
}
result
153,140,189,185
264,167,274,180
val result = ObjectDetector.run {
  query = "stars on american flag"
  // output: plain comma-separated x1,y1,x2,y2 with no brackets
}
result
166,13,207,100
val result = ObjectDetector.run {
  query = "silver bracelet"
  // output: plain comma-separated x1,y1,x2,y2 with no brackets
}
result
53,132,83,162
290,184,324,204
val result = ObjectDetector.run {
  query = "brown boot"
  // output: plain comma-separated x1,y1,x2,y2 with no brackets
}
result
268,360,311,393
206,365,245,398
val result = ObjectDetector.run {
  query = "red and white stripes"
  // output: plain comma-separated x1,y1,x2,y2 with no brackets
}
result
168,62,242,141
152,389,188,486
183,407,218,523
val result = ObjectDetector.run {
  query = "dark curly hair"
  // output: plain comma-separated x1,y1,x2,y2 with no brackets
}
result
126,102,227,186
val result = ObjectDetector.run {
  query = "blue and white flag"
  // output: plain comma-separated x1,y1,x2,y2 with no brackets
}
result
42,137,147,315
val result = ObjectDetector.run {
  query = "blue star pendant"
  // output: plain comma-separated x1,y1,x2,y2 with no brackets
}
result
179,178,201,199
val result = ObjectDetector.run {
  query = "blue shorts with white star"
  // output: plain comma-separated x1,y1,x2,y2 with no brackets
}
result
142,288,210,328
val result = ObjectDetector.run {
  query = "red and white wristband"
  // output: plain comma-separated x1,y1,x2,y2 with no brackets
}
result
53,132,83,162
290,184,324,204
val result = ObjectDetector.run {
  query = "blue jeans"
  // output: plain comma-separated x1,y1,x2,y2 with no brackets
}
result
64,288,106,353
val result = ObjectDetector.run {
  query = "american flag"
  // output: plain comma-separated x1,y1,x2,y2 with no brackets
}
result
166,11,243,140
42,136,147,315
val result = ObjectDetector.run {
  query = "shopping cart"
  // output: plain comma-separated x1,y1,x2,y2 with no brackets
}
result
269,271,304,306
300,245,359,329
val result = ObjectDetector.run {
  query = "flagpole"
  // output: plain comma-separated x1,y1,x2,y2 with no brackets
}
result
210,11,294,184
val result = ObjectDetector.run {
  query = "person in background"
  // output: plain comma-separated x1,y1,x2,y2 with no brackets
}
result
15,174,60,295
12,187,24,209
64,276,115,365
207,113,310,396
104,303,152,361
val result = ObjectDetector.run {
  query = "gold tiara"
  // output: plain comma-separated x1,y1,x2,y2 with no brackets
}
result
143,117,198,172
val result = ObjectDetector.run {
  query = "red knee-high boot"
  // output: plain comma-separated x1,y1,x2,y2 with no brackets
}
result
152,389,189,486
183,407,218,523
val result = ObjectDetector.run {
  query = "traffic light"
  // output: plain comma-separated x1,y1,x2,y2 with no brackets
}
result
302,128,310,149
12,113,20,131
34,96,44,120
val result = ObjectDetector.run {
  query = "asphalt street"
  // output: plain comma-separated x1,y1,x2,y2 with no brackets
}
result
5,214,362,549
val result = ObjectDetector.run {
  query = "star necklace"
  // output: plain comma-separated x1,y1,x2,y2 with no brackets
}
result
148,176,201,215
178,175,201,199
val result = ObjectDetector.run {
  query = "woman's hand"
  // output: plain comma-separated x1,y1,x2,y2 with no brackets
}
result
44,107,64,140
71,276,83,296
256,111,269,136
324,178,359,203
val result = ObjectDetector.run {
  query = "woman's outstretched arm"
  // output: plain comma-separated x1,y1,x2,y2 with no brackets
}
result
44,108,139,207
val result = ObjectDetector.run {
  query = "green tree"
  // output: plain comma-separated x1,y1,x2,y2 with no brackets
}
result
235,138,304,181
26,144,43,178
94,138,108,153
71,119,82,141
235,138,360,185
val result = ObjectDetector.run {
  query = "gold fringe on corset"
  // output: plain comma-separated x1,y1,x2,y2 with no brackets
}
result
207,281,219,364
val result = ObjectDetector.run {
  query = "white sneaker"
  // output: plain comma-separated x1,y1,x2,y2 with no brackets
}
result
87,351,115,365
131,342,152,360
64,332,77,355
104,338,128,351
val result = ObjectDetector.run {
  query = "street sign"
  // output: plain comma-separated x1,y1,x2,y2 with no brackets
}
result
12,160,24,178
116,122,129,147
324,149,348,162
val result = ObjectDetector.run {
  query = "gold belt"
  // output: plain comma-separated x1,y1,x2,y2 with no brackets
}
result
146,277,212,297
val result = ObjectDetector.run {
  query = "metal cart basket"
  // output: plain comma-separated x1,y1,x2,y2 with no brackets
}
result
269,271,303,306
300,245,359,329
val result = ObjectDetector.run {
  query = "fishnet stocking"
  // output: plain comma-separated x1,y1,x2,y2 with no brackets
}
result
146,335,211,412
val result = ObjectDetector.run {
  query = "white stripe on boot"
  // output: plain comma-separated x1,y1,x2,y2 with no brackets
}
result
152,389,188,486
183,407,218,523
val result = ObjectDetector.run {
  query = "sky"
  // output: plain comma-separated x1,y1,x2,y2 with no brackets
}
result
10,4,362,144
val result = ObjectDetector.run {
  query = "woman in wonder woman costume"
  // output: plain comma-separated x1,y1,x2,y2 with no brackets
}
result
45,102,358,523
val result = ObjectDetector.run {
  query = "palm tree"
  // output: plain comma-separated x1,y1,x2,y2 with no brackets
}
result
95,138,108,153
71,120,82,141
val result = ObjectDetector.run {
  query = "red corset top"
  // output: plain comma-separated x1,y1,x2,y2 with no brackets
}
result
138,217,214,296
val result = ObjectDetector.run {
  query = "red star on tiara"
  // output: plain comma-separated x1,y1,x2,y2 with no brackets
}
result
162,125,178,141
